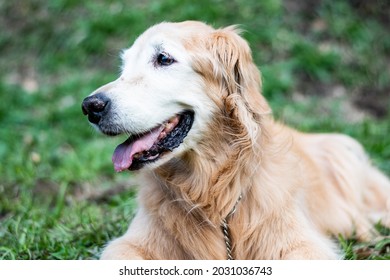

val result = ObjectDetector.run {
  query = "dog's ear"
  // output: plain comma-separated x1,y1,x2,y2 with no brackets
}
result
207,26,271,142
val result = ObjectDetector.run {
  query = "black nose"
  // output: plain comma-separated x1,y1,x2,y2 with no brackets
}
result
81,93,110,124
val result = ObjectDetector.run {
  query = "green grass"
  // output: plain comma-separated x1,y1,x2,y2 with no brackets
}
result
0,0,389,259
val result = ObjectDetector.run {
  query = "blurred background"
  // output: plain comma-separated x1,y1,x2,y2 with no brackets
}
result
0,0,389,259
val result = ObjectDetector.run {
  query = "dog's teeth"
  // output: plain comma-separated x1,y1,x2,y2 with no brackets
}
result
165,123,174,132
133,153,141,159
158,132,167,140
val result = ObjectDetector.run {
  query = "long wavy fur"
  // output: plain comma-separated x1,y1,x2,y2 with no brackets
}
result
100,21,390,260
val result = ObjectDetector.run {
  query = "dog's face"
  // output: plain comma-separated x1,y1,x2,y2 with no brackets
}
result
82,21,268,172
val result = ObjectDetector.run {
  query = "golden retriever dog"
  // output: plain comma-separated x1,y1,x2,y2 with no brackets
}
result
81,21,390,259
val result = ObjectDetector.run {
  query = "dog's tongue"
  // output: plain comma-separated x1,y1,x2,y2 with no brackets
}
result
112,126,164,172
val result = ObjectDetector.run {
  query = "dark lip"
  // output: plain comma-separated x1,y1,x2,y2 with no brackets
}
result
128,155,160,171
129,110,195,170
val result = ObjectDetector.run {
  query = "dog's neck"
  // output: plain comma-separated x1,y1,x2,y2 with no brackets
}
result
146,149,251,259
151,118,268,224
138,116,272,259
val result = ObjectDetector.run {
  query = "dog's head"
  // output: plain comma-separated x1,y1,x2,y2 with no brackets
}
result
82,21,270,172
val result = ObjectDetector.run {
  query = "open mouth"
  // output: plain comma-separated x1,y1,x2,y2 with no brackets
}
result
112,111,194,172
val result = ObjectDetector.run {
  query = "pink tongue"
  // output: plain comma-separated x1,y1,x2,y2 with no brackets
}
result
112,125,164,172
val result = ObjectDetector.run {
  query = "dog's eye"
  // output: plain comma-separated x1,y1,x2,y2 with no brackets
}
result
157,52,175,66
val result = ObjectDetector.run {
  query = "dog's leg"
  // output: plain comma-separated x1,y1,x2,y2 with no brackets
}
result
281,228,341,260
280,218,341,260
270,208,341,259
100,209,151,260
100,238,145,260
100,207,186,260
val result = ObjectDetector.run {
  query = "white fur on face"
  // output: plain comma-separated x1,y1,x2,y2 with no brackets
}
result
90,23,216,161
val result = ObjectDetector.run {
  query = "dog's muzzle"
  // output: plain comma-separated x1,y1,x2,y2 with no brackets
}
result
81,93,110,124
81,92,194,172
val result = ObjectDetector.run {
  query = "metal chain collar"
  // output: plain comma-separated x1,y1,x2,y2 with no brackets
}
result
221,193,242,260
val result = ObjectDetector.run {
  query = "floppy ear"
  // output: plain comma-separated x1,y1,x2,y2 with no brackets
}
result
207,26,271,142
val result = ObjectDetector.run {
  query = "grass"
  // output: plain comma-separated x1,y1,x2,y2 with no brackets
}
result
0,0,389,259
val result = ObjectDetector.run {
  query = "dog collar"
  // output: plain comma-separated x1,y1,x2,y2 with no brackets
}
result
221,193,243,260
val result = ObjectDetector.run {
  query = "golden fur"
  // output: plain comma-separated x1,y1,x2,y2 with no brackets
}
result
98,21,390,259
